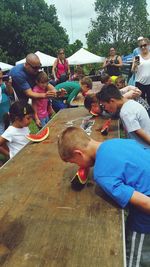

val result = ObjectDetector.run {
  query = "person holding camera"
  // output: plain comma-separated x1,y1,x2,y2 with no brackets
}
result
131,38,150,105
103,47,123,77
0,68,14,135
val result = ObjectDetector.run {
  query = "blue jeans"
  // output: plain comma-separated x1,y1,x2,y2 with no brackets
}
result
52,99,67,113
40,116,49,127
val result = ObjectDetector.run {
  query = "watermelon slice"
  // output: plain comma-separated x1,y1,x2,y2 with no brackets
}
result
71,168,89,191
90,110,99,116
26,127,49,142
101,119,111,136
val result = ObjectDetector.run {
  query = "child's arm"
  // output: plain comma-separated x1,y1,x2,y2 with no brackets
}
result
32,100,42,128
130,191,150,214
0,136,9,157
120,86,141,99
134,129,150,145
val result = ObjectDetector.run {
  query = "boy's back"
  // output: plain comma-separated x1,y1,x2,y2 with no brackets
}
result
120,100,150,148
94,138,150,232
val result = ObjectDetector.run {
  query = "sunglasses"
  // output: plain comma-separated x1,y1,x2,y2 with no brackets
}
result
59,52,64,55
140,44,147,48
26,61,41,70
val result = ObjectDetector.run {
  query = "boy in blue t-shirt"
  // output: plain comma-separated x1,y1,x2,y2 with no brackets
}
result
58,126,150,267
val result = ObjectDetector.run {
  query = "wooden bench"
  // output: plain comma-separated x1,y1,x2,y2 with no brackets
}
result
0,107,125,267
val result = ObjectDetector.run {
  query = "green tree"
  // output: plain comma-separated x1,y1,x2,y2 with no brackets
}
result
0,0,69,63
67,39,83,56
86,0,149,56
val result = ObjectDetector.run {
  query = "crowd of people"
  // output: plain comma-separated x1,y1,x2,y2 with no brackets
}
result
1,39,150,266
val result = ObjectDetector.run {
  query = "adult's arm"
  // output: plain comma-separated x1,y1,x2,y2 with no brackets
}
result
131,57,138,73
24,88,54,99
103,58,109,68
130,191,150,214
112,56,123,67
52,59,58,81
25,83,57,99
67,60,71,79
135,128,150,145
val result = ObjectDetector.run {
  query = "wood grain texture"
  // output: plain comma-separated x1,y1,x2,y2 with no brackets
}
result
0,107,124,267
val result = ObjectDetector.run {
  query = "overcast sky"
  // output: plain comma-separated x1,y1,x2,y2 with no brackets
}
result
45,0,150,47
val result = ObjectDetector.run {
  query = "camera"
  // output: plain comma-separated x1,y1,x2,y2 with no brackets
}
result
2,75,10,82
135,56,140,64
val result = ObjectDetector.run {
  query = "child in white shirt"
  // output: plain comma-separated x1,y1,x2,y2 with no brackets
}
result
0,101,34,159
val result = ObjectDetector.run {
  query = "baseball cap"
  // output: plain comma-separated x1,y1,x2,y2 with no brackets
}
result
137,36,144,41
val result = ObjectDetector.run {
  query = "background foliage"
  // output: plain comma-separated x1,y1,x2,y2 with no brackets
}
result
86,0,150,56
0,0,150,63
0,0,83,64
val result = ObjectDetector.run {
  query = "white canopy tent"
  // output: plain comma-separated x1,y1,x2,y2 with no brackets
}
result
0,62,14,71
16,51,56,67
67,48,105,65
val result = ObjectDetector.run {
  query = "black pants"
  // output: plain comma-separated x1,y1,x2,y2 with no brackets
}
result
136,82,150,105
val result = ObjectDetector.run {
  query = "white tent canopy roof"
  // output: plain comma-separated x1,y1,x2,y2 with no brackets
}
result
16,51,56,67
0,62,14,71
67,48,105,65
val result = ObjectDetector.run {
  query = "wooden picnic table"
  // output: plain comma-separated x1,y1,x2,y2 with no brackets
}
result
0,107,125,267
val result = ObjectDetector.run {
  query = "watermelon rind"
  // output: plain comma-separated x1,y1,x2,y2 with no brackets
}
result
26,127,49,142
90,111,99,116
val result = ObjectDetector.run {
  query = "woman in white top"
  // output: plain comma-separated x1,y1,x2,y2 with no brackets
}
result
0,101,34,159
132,38,150,104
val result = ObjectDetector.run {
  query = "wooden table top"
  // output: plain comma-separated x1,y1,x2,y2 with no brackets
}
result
0,107,125,267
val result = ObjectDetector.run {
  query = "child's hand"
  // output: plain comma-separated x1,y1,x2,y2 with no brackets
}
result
35,118,42,128
57,88,67,97
46,91,57,98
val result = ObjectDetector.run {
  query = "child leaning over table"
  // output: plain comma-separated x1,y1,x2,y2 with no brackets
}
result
79,76,93,97
115,75,150,116
97,84,150,148
58,126,150,267
0,101,34,159
32,71,54,128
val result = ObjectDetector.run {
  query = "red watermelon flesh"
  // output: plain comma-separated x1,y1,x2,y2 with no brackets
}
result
101,119,111,135
26,127,49,142
90,110,99,116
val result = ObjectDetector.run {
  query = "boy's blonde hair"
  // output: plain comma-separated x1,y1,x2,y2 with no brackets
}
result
80,76,92,89
58,127,91,161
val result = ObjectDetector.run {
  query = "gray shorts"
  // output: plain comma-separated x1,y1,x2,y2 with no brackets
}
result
126,230,150,267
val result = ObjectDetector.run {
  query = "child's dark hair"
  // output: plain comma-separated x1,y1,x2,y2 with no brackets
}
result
96,84,122,102
36,71,48,83
84,94,98,111
4,101,34,129
100,73,111,84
